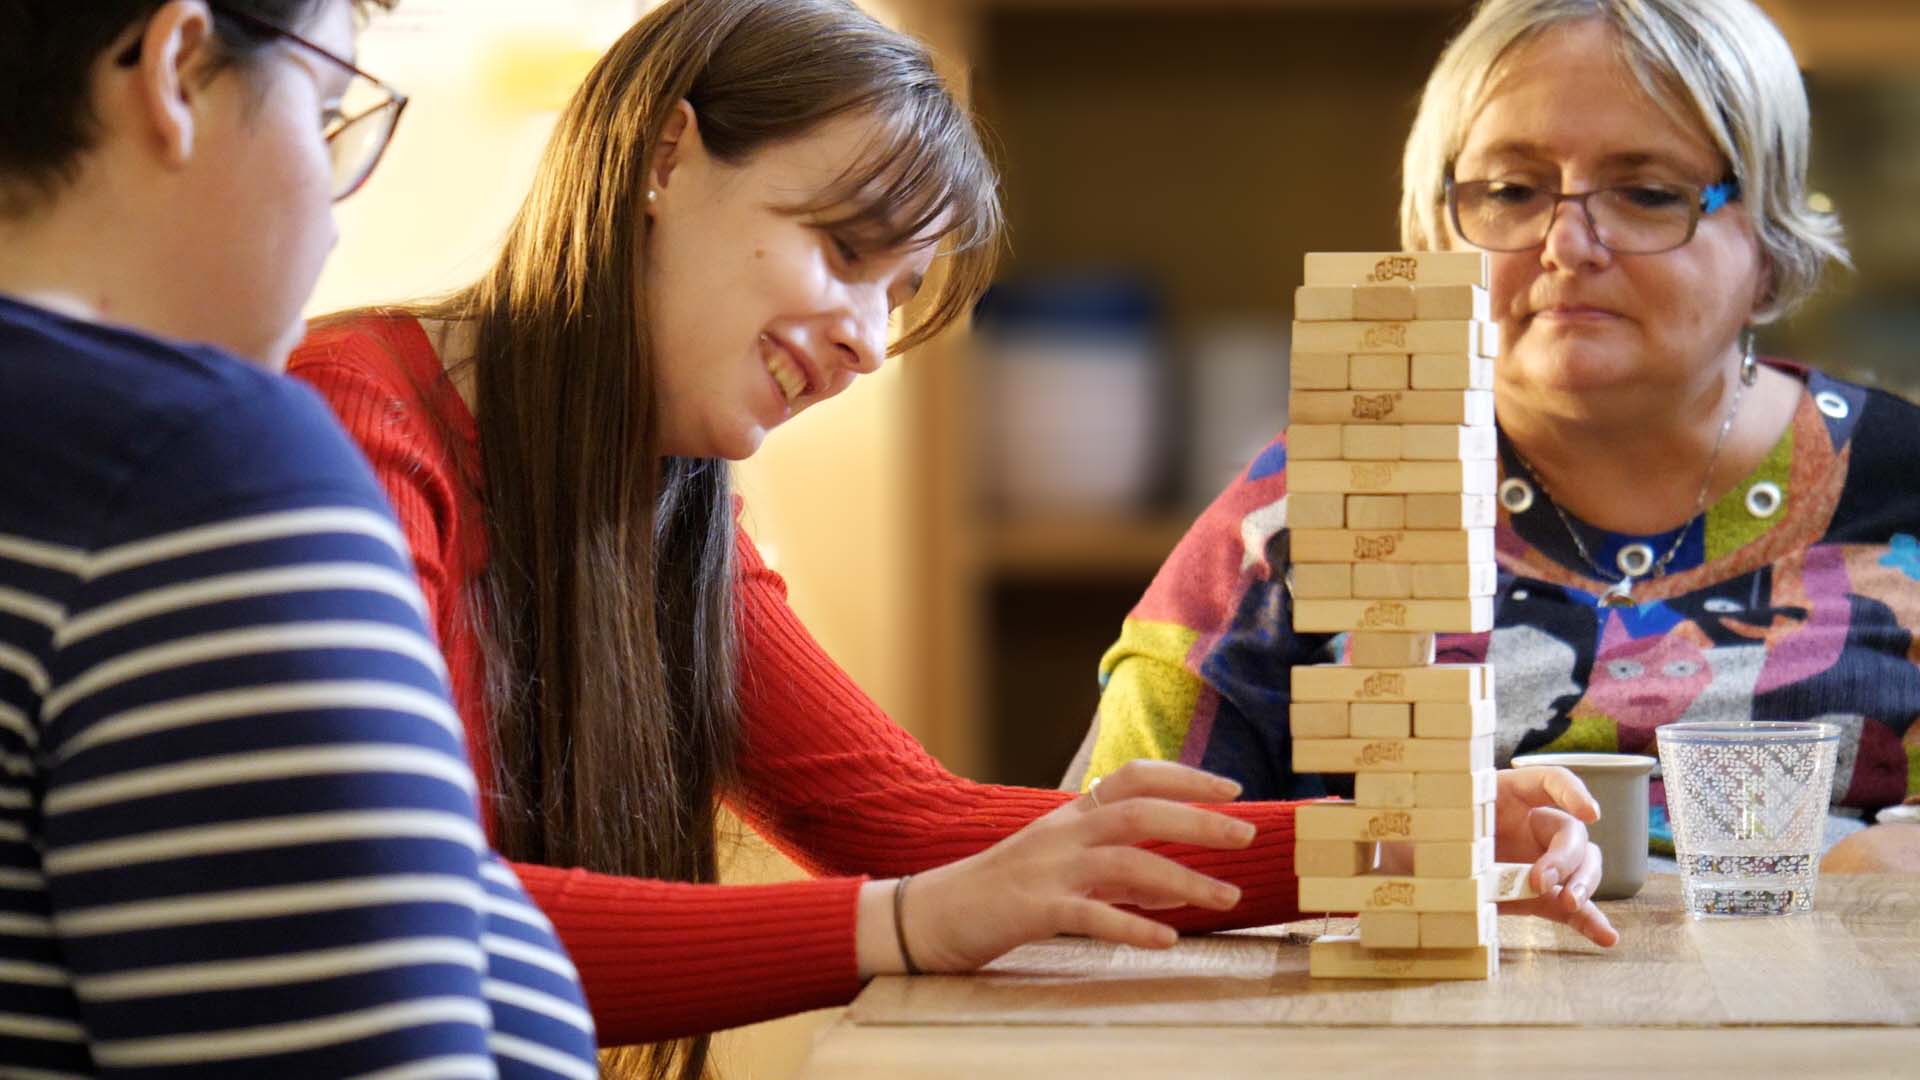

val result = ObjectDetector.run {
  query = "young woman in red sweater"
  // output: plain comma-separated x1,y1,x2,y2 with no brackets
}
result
291,0,1619,1074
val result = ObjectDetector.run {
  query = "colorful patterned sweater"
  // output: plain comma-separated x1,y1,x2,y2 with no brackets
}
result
1086,362,1920,845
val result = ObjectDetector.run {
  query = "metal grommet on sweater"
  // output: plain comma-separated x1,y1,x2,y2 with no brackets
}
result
1815,391,1850,419
1746,482,1783,518
1499,477,1535,514
1617,543,1656,578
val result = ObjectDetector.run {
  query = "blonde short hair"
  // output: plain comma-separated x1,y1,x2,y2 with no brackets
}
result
1399,0,1848,323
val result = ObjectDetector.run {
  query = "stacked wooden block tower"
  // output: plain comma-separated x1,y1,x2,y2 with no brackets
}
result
1285,251,1519,980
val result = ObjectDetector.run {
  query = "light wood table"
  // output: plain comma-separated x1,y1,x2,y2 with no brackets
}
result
800,874,1920,1077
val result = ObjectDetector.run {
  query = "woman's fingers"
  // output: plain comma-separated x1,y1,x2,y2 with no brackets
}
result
1504,765,1601,823
1083,797,1257,850
1086,760,1242,808
1564,899,1621,947
1055,897,1179,950
1075,845,1242,912
1524,805,1591,892
1561,840,1603,913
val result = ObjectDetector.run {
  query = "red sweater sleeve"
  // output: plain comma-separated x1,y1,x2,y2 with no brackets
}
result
726,529,1304,933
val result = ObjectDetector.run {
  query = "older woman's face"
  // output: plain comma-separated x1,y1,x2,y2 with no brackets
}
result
1448,20,1766,404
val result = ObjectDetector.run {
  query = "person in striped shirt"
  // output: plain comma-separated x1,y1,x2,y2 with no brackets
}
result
0,2,597,1075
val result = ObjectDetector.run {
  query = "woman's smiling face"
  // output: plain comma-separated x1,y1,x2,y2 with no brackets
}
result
642,106,940,461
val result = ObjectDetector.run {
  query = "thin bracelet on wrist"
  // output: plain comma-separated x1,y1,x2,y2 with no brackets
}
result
892,874,923,975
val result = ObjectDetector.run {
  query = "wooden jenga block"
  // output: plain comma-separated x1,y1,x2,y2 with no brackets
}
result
1345,495,1405,530
1349,705,1413,741
1291,320,1495,359
1291,528,1495,565
1291,664,1488,704
1347,632,1436,668
1492,862,1542,902
1288,389,1495,427
1291,353,1349,390
1414,836,1496,878
1401,425,1498,461
1358,911,1422,949
1287,492,1347,530
1413,700,1497,738
1288,460,1498,495
1290,563,1352,599
1412,283,1490,321
1297,803,1418,842
1352,562,1412,599
1294,285,1355,322
1295,838,1377,877
1287,424,1343,460
1411,352,1497,390
1308,934,1495,980
1415,767,1498,807
1296,803,1489,843
1291,736,1495,774
1349,353,1410,390
1303,252,1489,288
1341,425,1401,461
1411,562,1499,598
1292,597,1493,634
1404,493,1499,529
1420,903,1499,949
1290,701,1349,738
1354,768,1416,805
1298,868,1496,912
1353,285,1417,321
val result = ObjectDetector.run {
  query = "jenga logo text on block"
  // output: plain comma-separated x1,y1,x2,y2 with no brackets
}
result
1351,393,1402,420
1361,672,1406,698
1362,324,1408,350
1353,534,1399,560
1370,881,1417,907
1360,602,1409,629
1351,463,1395,490
1366,811,1413,839
1358,741,1405,766
1367,256,1419,283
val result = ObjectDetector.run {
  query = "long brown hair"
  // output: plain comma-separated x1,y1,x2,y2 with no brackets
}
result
395,1,999,1076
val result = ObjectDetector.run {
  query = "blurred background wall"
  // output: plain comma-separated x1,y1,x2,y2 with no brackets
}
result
307,1,1920,1074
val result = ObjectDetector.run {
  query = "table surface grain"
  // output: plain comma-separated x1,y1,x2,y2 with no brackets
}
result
800,874,1920,1078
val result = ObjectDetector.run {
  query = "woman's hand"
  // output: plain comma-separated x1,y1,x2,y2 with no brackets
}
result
865,761,1254,975
1491,766,1620,947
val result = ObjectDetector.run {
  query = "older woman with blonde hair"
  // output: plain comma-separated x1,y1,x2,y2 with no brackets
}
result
1082,0,1920,874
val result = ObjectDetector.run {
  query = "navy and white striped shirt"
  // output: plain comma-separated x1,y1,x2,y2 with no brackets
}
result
0,295,597,1077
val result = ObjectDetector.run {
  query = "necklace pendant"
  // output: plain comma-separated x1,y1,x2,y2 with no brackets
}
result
1599,578,1637,608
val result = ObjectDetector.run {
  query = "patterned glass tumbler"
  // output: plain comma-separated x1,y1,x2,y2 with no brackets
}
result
1656,721,1841,917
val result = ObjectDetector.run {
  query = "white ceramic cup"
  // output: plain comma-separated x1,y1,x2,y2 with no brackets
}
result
1511,753,1658,900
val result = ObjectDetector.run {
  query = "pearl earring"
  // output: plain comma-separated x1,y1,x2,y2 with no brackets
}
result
646,189,658,204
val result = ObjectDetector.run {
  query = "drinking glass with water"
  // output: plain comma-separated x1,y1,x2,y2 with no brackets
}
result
1655,721,1841,917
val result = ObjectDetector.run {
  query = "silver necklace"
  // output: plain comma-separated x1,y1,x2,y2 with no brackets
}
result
1510,342,1758,609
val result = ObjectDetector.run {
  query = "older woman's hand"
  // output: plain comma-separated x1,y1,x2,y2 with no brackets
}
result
1492,766,1620,947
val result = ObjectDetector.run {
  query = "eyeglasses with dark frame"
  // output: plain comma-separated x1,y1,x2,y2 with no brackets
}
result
116,2,408,202
1446,173,1742,256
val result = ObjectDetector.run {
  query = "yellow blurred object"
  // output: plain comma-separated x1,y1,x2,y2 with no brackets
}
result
477,33,605,113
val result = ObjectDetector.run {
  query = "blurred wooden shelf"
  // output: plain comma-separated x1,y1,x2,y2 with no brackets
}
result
982,514,1193,579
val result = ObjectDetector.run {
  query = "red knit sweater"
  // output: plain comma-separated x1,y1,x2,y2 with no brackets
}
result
289,315,1302,1045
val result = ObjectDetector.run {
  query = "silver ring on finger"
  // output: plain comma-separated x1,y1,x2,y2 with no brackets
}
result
1087,775,1105,809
